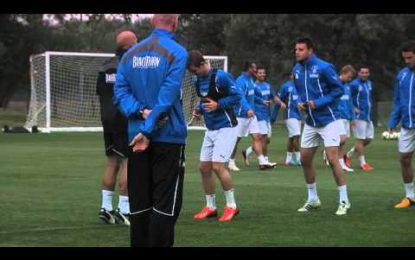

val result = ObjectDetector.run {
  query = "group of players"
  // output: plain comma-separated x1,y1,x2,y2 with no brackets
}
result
94,17,415,246
187,37,415,220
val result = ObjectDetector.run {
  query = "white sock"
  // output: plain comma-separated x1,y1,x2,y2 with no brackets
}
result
258,155,267,165
323,150,327,160
347,147,355,157
265,156,269,162
224,189,237,208
338,185,349,204
306,183,318,202
206,194,217,210
358,155,366,166
101,190,114,211
295,152,301,161
118,195,130,214
339,158,346,168
246,146,253,157
286,152,293,163
228,159,235,166
404,182,415,199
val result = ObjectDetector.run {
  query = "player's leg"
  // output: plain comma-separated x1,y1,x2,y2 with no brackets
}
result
321,120,351,215
338,120,353,172
113,128,131,225
286,119,302,165
229,118,245,171
249,117,275,169
99,131,118,224
148,143,185,247
128,146,153,247
211,126,239,221
285,137,294,165
194,131,218,219
395,128,415,208
297,124,321,212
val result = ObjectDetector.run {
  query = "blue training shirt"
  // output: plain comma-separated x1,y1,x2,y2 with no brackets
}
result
114,28,188,144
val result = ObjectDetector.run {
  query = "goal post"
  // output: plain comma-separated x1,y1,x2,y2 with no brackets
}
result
25,51,228,133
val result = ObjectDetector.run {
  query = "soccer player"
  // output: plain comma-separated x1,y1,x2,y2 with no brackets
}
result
344,65,375,172
114,14,187,247
293,37,351,216
241,65,285,166
228,62,276,171
96,30,137,226
272,72,302,166
337,65,356,172
187,50,241,222
388,40,415,209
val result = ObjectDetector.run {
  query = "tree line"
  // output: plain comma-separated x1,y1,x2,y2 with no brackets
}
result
1,14,414,109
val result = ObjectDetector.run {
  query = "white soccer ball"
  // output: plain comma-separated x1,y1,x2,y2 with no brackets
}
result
382,131,390,140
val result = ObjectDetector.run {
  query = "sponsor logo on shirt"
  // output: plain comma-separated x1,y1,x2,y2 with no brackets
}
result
132,56,161,69
105,73,116,83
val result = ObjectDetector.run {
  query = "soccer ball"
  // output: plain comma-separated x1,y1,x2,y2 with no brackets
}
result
382,131,390,140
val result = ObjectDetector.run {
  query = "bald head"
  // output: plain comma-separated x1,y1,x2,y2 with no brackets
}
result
116,31,138,50
151,14,179,32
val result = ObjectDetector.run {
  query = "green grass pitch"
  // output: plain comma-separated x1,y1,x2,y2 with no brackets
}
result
0,126,414,246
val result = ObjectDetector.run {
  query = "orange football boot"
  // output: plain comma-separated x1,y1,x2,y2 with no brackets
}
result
218,206,239,222
193,206,218,220
394,198,415,208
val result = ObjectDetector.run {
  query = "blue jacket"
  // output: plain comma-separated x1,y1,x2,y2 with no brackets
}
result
350,78,373,122
234,72,257,118
338,81,355,121
113,28,188,144
388,67,415,129
292,54,344,127
254,81,276,122
274,80,301,121
195,68,241,130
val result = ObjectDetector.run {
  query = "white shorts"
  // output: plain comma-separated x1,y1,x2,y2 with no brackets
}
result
301,120,343,148
352,119,374,139
258,120,271,137
200,127,238,163
399,128,415,153
339,119,350,137
236,116,260,137
285,118,301,138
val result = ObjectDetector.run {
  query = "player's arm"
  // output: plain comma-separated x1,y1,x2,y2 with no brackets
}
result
113,63,148,119
388,76,402,131
236,78,253,113
312,65,344,109
216,73,241,109
96,71,105,96
138,51,188,138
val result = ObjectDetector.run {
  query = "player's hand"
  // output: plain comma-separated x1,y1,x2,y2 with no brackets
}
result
247,109,255,118
263,100,271,107
297,103,307,111
142,108,151,119
279,101,287,110
354,108,360,114
192,109,202,118
388,128,395,133
202,97,219,112
129,133,150,152
157,115,168,129
308,100,316,110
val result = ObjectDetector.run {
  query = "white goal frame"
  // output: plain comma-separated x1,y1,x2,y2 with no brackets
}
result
25,51,228,133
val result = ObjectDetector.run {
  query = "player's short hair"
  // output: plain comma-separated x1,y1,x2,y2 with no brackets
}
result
256,64,266,71
340,65,356,76
282,72,292,80
358,65,370,72
187,50,206,69
401,40,415,53
243,61,256,71
296,37,315,50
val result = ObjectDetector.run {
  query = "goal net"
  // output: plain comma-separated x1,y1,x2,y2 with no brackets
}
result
25,51,227,132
